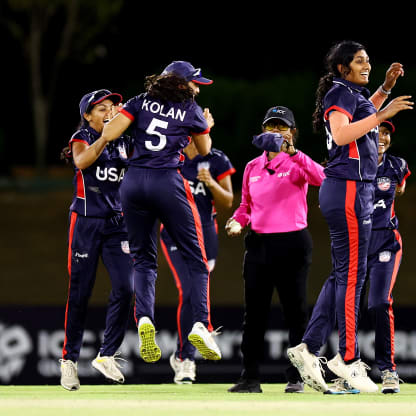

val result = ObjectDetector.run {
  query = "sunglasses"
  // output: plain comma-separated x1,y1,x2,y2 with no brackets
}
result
263,121,290,131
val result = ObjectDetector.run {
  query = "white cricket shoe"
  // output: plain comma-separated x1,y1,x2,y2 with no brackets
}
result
169,353,196,384
188,322,221,360
60,359,80,391
327,353,378,393
287,343,329,393
138,317,161,363
92,352,125,383
381,370,401,394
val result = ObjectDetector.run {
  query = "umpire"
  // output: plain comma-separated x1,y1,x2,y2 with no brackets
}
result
225,106,325,393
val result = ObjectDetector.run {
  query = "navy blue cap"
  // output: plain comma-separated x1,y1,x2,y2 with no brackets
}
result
161,61,213,85
79,89,123,117
262,106,296,128
381,119,395,133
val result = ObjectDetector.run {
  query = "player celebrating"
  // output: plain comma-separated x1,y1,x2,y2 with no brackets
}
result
161,140,235,384
287,41,413,393
362,119,410,393
60,89,134,391
97,61,222,363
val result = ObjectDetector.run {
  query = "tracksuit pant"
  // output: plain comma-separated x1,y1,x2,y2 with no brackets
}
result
366,228,402,371
62,212,134,361
303,177,374,362
120,167,211,328
239,228,313,383
160,221,218,360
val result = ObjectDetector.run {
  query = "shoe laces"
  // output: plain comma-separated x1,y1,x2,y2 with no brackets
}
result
211,326,223,337
59,359,77,377
317,356,327,376
106,352,127,370
350,359,371,376
381,370,403,384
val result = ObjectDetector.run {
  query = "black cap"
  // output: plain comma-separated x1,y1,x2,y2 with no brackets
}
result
262,106,296,128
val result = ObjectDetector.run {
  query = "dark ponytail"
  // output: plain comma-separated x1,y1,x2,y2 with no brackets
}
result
312,40,366,132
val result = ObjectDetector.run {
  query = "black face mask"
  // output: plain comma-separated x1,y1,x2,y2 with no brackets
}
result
252,132,284,152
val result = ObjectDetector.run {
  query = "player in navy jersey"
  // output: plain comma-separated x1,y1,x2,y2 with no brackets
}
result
161,141,235,383
363,119,410,393
97,61,223,363
287,41,413,394
59,89,134,391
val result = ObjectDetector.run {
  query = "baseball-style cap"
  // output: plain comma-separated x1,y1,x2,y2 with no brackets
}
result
380,119,395,133
161,61,213,85
79,89,123,117
262,106,296,128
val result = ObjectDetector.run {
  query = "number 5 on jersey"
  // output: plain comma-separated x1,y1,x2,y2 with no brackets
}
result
146,118,168,151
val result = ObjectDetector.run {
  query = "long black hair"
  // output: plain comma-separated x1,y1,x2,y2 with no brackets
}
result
312,40,366,132
144,73,195,102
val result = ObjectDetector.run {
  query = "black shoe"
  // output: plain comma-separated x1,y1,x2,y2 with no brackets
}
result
228,378,262,393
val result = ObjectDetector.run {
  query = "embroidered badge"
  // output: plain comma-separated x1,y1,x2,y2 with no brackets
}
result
379,251,391,263
377,177,391,191
121,241,130,254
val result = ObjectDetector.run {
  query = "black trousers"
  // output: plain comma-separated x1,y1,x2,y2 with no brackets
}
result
240,228,313,383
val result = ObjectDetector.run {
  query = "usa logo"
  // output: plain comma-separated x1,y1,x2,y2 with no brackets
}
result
377,177,391,191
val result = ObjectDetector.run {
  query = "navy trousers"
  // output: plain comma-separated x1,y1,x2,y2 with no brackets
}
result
62,212,133,361
366,228,402,371
303,177,374,362
120,167,211,328
160,221,218,360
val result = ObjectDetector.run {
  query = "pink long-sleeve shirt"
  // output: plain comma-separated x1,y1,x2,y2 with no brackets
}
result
232,150,325,233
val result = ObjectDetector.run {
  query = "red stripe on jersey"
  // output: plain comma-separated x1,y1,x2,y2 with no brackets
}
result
191,127,211,136
217,167,236,181
76,170,85,199
344,180,359,361
119,108,135,121
324,105,353,121
348,141,360,160
390,200,396,222
69,138,89,147
62,211,78,358
160,236,185,360
180,172,213,331
400,169,411,186
387,230,402,370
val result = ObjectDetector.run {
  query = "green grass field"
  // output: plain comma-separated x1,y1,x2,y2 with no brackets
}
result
1,384,416,416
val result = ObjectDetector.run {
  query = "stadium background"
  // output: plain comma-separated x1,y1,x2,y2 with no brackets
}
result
1,2,416,385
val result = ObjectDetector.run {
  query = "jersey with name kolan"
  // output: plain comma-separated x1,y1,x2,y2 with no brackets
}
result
120,93,209,169
372,153,410,230
69,126,133,217
180,148,235,225
323,78,378,182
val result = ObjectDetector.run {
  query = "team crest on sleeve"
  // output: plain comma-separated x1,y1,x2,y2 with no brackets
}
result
377,177,391,191
121,240,130,254
379,251,391,263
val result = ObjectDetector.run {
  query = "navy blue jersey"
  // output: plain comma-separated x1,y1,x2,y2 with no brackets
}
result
180,148,235,224
69,126,133,217
372,153,410,230
120,93,209,169
323,78,378,182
